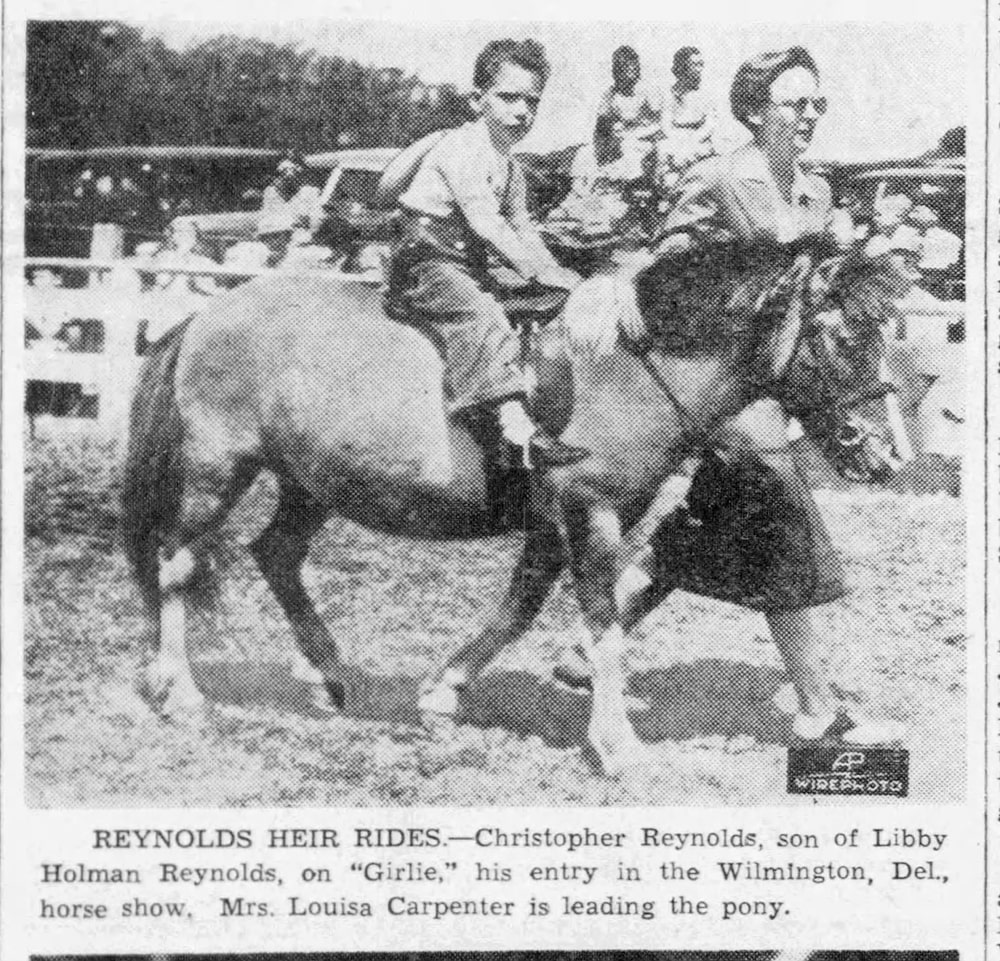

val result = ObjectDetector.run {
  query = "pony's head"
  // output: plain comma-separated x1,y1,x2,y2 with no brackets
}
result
770,248,915,482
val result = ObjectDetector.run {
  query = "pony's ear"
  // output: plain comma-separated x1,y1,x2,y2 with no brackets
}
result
762,255,811,381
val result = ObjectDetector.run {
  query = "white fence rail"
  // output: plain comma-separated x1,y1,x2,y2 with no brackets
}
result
23,255,965,459
23,255,377,436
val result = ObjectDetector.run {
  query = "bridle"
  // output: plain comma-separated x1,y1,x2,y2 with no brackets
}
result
635,252,897,471
769,262,898,471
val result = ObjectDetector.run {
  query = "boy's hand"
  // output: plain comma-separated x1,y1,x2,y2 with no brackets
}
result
534,265,583,291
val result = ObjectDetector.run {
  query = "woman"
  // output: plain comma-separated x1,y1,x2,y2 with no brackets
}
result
572,48,903,744
656,46,717,188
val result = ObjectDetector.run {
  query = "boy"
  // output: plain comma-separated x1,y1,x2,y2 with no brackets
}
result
391,38,588,468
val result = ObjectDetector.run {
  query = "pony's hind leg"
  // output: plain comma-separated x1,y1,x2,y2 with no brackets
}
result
248,479,343,713
151,447,260,720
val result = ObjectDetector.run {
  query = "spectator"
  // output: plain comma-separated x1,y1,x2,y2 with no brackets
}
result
257,153,322,266
657,46,717,187
593,46,662,179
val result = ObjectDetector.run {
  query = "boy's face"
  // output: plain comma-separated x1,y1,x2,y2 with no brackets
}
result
476,62,545,147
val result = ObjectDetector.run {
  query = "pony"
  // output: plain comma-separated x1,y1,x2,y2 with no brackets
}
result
121,235,910,777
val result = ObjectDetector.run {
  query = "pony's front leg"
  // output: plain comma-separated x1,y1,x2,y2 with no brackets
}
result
419,518,565,720
562,498,643,778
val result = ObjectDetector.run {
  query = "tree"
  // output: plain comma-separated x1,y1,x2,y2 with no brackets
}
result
27,21,472,151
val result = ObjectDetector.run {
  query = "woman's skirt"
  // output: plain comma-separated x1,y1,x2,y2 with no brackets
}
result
648,450,846,612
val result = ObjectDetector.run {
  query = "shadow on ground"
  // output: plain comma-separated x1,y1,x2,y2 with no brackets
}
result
189,657,789,748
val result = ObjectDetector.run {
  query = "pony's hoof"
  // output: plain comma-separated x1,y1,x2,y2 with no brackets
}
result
305,681,344,717
590,741,638,781
587,722,643,781
421,710,459,740
772,682,799,715
142,664,182,709
417,667,468,718
290,656,326,686
160,684,207,723
134,671,160,708
324,678,347,712
418,681,461,719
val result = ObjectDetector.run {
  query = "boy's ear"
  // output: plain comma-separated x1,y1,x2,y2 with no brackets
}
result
468,90,484,115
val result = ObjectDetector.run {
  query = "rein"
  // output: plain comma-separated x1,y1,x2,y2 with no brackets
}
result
636,351,710,444
632,252,891,463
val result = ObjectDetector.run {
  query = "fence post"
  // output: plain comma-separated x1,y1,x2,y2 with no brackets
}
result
88,223,124,285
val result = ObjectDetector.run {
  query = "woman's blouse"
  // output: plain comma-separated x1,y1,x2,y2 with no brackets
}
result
657,142,833,247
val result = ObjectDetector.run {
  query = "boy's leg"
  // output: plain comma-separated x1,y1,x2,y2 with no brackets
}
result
404,260,588,466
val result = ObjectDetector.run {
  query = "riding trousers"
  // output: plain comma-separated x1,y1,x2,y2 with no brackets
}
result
390,257,525,416
649,398,847,611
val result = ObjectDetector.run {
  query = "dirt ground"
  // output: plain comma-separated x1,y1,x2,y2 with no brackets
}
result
24,434,966,807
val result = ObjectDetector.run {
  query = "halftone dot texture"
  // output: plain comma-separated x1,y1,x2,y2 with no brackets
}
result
23,22,966,809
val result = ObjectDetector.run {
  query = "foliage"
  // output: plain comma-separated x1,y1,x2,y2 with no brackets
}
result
27,21,472,150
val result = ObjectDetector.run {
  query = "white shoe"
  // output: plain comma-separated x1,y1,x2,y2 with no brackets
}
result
792,709,905,744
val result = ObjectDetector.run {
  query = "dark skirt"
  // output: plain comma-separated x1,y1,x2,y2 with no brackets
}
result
649,451,846,612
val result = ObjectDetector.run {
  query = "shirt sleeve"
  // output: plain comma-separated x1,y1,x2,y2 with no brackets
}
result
434,137,540,277
658,159,722,239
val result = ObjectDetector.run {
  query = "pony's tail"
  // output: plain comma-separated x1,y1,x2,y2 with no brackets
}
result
120,319,192,611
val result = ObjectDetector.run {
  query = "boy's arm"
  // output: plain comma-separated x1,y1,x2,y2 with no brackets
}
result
438,150,542,279
508,164,565,272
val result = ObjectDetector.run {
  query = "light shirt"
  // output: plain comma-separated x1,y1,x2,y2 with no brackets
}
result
660,142,832,246
596,84,662,132
660,85,716,172
257,183,321,237
399,119,529,228
398,119,559,277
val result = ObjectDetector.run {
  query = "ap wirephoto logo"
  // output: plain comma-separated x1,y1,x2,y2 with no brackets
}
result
787,747,910,797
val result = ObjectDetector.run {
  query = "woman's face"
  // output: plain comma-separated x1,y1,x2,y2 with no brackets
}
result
757,65,825,157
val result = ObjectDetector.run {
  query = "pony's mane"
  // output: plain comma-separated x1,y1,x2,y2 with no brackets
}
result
633,234,901,352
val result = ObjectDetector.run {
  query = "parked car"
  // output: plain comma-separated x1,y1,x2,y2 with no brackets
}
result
812,128,965,301
167,147,399,267
25,145,283,261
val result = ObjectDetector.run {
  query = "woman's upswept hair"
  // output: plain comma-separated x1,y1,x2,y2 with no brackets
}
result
473,39,550,90
672,45,700,78
613,45,640,68
730,46,819,129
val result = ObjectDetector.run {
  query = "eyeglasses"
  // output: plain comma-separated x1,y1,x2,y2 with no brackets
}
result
774,96,828,115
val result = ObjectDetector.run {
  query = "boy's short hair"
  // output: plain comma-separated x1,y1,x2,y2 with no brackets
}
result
473,39,550,90
730,46,819,129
